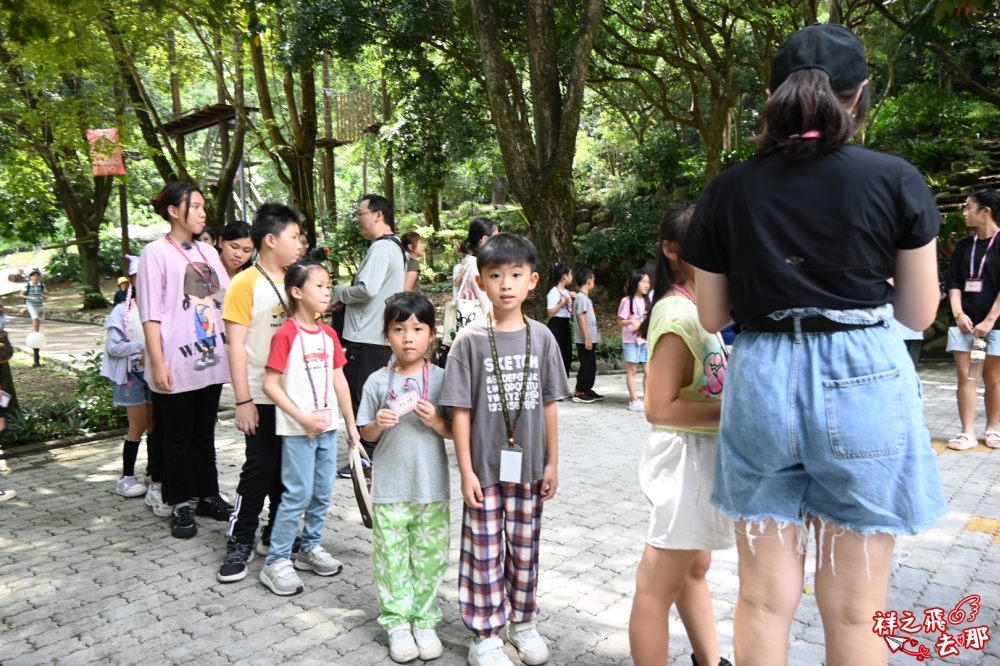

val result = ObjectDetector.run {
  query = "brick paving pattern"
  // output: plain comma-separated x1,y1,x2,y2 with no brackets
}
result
1,359,999,664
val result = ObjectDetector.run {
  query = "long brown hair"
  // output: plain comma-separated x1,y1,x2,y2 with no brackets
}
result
638,203,696,339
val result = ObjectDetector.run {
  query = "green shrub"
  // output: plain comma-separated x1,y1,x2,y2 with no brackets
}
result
577,189,662,291
594,331,623,363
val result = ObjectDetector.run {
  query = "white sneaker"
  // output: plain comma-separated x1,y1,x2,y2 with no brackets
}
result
388,624,420,663
504,621,549,665
467,637,513,666
413,627,443,660
627,399,644,412
259,558,304,596
145,484,172,517
294,545,343,576
116,475,147,498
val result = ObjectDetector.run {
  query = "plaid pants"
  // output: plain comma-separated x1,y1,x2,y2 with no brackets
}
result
459,481,543,638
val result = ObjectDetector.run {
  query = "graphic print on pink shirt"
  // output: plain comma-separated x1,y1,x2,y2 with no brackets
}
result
183,263,223,370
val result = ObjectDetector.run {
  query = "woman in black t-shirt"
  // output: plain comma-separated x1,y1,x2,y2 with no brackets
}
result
945,189,1000,450
682,24,946,666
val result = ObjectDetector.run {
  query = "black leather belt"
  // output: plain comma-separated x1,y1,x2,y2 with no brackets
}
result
741,318,883,333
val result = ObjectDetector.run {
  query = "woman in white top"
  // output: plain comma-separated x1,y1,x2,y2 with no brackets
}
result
545,262,576,377
452,217,499,313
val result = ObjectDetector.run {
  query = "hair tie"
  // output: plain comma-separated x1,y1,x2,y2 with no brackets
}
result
788,130,823,139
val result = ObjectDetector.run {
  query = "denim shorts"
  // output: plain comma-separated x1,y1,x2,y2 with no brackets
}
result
623,342,648,364
112,370,152,407
713,308,947,536
946,327,1000,355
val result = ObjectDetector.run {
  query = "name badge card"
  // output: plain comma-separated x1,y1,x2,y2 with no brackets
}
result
499,445,523,483
966,280,984,293
312,409,332,428
387,390,420,417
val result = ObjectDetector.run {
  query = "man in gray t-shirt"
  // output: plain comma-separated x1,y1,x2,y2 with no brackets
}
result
333,194,406,465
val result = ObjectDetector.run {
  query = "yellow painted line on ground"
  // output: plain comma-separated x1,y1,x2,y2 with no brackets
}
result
965,517,1000,543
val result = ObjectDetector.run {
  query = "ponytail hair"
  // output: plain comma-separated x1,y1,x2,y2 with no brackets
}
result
638,203,696,339
547,261,572,292
152,181,203,222
752,69,869,160
461,217,498,256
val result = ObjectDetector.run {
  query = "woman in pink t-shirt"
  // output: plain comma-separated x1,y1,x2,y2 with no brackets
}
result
618,269,651,411
139,182,233,539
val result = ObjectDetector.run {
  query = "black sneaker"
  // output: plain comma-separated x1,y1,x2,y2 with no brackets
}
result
587,390,605,402
336,464,352,479
572,391,597,404
256,523,303,557
217,541,255,583
691,655,733,666
196,495,234,521
171,505,197,539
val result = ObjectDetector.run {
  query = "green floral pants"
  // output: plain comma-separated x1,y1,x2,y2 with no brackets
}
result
372,501,450,630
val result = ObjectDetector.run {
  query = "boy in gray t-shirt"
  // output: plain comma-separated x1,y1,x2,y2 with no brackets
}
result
572,268,602,402
438,233,570,666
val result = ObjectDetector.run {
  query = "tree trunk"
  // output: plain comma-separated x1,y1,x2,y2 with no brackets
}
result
423,194,440,267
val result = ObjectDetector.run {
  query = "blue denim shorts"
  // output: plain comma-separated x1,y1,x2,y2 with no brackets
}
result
946,327,1000,355
713,308,947,536
623,342,648,364
112,370,152,407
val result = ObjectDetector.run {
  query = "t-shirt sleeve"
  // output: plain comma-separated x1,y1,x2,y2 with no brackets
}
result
357,372,383,427
222,271,255,326
406,258,420,274
137,244,167,323
321,324,348,369
438,335,473,408
265,324,294,373
617,298,630,320
546,288,560,310
895,161,942,250
946,240,966,292
681,179,729,274
573,294,590,316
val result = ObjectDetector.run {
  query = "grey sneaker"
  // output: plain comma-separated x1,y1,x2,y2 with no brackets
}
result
413,627,444,661
115,475,147,498
504,621,549,665
388,623,420,663
259,558,304,596
294,545,343,576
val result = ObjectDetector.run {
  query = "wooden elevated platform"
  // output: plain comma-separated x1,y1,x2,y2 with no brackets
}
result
163,104,259,137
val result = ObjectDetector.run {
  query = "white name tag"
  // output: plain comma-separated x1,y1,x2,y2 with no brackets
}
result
966,280,984,293
312,409,332,429
499,446,523,483
387,390,420,417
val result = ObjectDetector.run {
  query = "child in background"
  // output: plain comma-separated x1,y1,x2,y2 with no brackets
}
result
545,262,575,378
20,269,46,333
100,259,153,499
439,233,570,666
628,204,733,666
357,292,453,663
618,269,651,411
261,258,359,596
572,268,602,404
402,231,425,292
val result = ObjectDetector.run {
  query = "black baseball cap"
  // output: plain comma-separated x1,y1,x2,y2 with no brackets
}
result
769,24,868,93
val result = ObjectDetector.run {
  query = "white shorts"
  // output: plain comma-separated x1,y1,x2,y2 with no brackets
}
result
26,302,44,320
639,427,734,550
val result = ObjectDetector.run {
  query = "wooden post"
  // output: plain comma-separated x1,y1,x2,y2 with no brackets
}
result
168,32,184,163
380,45,393,205
120,179,129,272
216,33,233,225
322,52,337,246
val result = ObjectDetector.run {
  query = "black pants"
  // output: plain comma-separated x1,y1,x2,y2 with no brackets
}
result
152,384,223,506
575,343,596,393
343,340,393,457
146,421,163,483
547,317,573,377
227,404,284,545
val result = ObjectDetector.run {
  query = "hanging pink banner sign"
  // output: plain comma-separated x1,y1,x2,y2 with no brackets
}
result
86,128,126,176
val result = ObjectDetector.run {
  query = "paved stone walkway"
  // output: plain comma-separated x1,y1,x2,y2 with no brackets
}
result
1,363,999,665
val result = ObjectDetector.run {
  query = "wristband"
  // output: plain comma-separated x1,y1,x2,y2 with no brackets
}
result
235,399,253,406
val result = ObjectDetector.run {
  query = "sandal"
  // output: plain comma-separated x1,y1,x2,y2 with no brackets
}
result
985,430,1000,449
948,433,978,451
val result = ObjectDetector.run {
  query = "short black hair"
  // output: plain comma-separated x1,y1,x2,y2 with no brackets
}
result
476,233,537,273
574,267,594,287
28,269,41,277
382,291,437,336
252,203,302,250
362,194,395,233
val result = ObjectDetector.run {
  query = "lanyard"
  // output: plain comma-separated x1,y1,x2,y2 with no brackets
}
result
486,313,532,447
386,360,430,401
254,263,288,315
291,318,329,409
969,233,998,280
672,283,696,303
166,237,220,294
